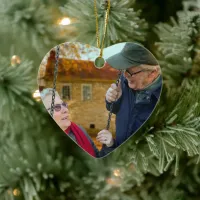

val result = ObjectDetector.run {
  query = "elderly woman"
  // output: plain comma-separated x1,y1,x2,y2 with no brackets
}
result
40,88,113,158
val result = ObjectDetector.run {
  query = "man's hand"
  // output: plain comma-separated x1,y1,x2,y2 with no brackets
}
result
105,80,122,103
96,130,114,147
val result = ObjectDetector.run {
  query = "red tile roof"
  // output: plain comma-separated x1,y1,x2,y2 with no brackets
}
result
43,50,119,82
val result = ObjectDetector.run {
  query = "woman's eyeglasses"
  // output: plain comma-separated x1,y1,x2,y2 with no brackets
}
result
47,102,68,112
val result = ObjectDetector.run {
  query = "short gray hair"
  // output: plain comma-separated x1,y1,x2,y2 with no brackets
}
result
40,88,59,100
139,64,161,74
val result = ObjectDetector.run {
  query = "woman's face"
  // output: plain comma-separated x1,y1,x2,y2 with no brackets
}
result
43,94,71,130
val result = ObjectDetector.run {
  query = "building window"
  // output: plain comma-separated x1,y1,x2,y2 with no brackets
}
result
82,84,92,101
62,85,71,100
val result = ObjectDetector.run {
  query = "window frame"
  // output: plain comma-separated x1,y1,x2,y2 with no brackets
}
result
61,84,72,100
81,84,92,101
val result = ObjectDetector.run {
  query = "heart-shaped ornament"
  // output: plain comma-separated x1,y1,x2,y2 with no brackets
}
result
37,42,162,158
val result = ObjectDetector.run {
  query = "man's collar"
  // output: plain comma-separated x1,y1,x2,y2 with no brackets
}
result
142,75,162,99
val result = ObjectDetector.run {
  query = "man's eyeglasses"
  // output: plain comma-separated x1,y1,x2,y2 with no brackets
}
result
47,102,68,112
124,69,147,77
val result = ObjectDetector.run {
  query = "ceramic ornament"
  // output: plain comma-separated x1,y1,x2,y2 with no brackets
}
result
37,42,162,158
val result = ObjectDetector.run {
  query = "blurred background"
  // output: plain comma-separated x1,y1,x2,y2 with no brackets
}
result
0,0,200,199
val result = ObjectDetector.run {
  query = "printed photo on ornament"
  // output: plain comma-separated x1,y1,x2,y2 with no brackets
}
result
37,42,162,158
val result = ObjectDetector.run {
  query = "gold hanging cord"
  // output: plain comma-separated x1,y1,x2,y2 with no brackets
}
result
94,0,111,57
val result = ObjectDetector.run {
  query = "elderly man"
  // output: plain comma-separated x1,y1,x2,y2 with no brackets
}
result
96,42,162,150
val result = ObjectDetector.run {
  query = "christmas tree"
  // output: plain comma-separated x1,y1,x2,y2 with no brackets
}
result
0,0,200,199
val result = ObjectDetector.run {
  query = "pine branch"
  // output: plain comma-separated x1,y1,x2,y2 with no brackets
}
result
0,0,62,63
74,82,200,199
155,13,200,88
60,0,148,47
0,54,47,136
70,157,143,200
65,81,200,200
113,81,200,178
134,156,200,200
0,133,84,200
0,54,33,119
183,0,200,13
